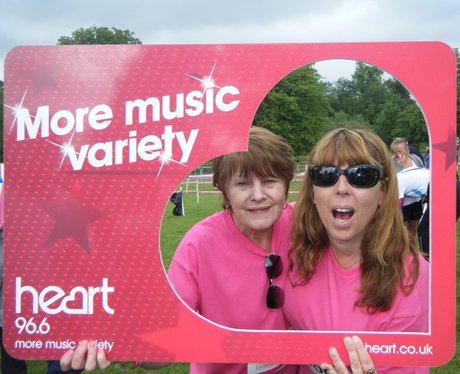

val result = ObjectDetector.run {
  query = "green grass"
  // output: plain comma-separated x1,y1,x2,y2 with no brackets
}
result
430,221,460,373
160,191,222,269
25,189,458,373
23,361,189,374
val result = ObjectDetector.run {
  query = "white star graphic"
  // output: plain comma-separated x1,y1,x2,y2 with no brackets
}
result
4,89,29,135
156,152,186,181
46,129,78,172
185,61,221,100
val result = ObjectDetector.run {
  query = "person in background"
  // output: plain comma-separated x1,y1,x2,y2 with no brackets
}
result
0,164,28,374
423,147,430,169
408,143,425,168
391,137,430,244
456,137,460,165
0,239,29,374
46,360,82,374
285,128,429,374
417,178,460,259
392,138,424,172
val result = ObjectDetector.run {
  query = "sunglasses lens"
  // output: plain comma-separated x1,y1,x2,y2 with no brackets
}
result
265,254,283,279
267,284,285,309
347,165,380,188
310,165,381,188
310,166,339,187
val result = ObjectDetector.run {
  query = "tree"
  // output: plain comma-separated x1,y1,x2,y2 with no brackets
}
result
326,77,357,116
326,64,388,127
57,26,142,45
252,65,332,155
349,63,387,126
326,62,428,147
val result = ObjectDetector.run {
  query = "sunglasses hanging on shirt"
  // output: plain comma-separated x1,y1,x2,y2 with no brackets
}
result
264,254,284,310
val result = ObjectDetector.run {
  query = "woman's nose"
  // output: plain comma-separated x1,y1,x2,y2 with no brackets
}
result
250,181,266,200
335,174,350,194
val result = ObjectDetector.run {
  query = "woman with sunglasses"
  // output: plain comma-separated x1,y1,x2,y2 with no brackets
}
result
284,128,429,374
61,127,299,373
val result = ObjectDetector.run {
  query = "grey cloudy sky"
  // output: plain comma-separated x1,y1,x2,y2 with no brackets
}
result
1,0,459,81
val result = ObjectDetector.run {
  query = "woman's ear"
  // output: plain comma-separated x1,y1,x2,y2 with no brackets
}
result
378,181,386,206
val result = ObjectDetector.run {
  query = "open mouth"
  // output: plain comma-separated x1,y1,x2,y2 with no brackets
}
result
332,207,354,222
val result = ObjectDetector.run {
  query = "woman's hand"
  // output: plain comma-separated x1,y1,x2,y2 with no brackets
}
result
321,336,377,374
60,340,111,372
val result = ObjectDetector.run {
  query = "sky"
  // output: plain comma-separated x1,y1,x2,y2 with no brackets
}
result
1,0,459,82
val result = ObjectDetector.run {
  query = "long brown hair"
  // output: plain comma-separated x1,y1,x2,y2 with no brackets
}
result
289,128,420,313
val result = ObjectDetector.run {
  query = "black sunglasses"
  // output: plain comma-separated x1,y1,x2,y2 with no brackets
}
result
264,254,284,310
309,164,381,188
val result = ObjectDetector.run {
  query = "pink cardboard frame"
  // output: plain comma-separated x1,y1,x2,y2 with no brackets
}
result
3,42,457,368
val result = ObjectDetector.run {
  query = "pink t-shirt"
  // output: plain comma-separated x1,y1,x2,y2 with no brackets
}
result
168,204,297,374
284,245,429,374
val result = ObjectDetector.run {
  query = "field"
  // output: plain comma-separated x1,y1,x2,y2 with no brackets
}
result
25,184,458,373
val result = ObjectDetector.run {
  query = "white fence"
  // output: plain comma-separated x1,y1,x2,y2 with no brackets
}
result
179,162,306,202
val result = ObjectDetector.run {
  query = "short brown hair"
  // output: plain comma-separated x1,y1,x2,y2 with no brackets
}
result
212,127,295,209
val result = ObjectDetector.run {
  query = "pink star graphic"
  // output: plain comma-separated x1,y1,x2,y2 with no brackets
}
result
26,53,58,96
140,306,229,362
41,195,105,252
432,127,457,170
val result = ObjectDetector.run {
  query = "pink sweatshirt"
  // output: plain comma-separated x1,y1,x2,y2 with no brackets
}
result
168,204,297,374
284,245,429,374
